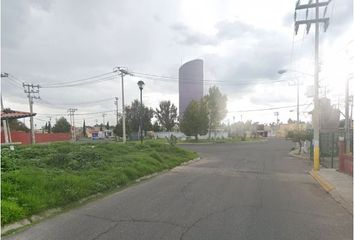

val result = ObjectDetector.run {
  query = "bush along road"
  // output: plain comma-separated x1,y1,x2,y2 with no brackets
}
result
1,142,197,226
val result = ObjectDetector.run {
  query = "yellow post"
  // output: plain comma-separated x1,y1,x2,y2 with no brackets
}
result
314,145,320,171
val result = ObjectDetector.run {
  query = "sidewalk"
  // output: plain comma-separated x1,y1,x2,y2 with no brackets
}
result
310,168,353,214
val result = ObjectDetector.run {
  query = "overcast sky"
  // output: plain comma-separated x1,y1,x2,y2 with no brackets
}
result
1,0,353,128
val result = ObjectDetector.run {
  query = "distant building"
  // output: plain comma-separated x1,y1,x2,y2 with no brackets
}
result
318,97,340,133
179,59,204,117
276,123,309,138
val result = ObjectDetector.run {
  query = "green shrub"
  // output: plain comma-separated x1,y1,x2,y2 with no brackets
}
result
1,142,197,226
1,200,26,225
149,151,163,162
1,149,19,172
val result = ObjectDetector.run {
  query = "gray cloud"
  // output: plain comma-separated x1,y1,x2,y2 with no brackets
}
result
215,20,261,39
170,23,218,45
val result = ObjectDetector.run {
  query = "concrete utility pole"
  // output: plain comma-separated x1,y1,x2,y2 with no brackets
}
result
113,67,134,143
114,97,119,141
345,77,350,153
47,116,52,133
1,73,10,143
295,0,331,171
23,83,40,144
102,113,106,126
295,78,300,129
67,108,78,141
278,69,310,131
114,97,119,127
274,112,279,125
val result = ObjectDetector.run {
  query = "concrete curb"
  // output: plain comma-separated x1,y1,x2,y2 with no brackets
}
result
309,170,334,192
309,170,353,215
329,189,353,215
1,157,201,236
177,139,267,145
135,157,201,182
288,151,309,160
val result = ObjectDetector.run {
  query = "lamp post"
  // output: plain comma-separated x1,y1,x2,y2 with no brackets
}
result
137,80,145,144
278,69,313,130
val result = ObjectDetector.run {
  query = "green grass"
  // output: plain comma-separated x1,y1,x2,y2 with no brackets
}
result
1,141,197,226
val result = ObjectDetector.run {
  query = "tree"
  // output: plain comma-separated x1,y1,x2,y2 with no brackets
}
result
204,86,227,138
83,120,87,137
288,118,295,124
43,122,48,133
6,119,30,132
152,121,161,132
180,99,209,141
48,121,52,133
52,117,71,133
125,99,154,133
113,120,123,137
106,121,110,130
155,101,178,131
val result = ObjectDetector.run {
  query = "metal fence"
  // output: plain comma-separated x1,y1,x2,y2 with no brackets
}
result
318,129,352,169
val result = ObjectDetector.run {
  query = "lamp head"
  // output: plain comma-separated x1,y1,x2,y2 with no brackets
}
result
278,69,287,74
137,80,145,90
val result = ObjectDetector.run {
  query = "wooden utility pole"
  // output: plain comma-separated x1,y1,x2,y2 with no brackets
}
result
295,0,331,171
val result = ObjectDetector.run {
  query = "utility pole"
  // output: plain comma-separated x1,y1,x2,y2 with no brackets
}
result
102,113,106,126
345,77,350,153
47,116,52,133
274,112,279,125
114,97,119,126
114,97,119,141
67,108,78,141
296,78,300,129
113,67,134,143
295,0,331,171
23,83,40,144
1,73,10,143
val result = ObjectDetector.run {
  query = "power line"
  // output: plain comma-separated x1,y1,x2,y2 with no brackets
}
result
36,109,116,117
131,71,290,86
41,75,116,88
38,97,114,107
2,77,23,89
228,103,311,113
40,72,114,86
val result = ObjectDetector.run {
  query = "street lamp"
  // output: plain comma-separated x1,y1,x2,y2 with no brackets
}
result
137,80,145,144
278,69,308,130
278,69,314,77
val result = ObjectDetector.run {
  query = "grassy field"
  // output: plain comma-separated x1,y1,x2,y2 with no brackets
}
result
1,141,197,226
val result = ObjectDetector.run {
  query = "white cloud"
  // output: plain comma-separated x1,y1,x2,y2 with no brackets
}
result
1,0,352,127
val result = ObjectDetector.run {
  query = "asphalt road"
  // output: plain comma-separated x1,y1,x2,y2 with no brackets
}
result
5,138,352,240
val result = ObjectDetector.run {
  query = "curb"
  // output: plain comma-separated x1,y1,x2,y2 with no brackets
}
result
135,157,200,182
309,170,334,192
289,152,309,160
1,157,201,236
309,170,353,215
